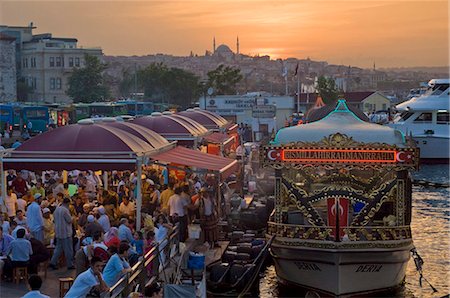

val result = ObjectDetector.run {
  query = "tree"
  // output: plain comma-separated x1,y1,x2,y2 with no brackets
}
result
16,79,32,102
66,54,110,103
206,64,243,95
316,76,339,105
131,63,200,108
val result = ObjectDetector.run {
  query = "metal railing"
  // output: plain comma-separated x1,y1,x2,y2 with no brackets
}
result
101,226,179,298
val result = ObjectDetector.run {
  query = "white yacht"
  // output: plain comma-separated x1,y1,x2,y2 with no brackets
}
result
388,79,449,162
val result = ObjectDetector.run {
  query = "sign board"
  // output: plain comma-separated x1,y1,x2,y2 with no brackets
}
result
263,147,418,166
252,105,276,118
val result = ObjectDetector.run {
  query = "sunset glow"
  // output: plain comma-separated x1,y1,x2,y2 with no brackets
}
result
0,0,448,68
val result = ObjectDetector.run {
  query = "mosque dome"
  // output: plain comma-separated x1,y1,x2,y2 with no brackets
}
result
215,44,233,54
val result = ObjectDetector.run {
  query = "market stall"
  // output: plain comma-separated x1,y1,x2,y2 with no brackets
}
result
132,112,209,147
1,119,173,230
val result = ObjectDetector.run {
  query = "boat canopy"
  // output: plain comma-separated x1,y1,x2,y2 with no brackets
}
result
274,100,406,147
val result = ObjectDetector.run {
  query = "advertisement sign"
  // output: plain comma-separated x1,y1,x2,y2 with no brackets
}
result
252,105,276,118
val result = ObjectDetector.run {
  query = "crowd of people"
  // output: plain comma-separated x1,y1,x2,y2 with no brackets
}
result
0,167,221,297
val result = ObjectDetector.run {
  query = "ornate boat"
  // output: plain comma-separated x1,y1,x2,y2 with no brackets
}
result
261,100,419,296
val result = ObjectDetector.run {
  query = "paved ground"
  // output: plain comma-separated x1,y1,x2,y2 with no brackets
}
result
0,266,75,298
0,240,227,298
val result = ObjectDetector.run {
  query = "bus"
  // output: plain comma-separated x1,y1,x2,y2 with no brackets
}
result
153,103,169,113
21,106,49,134
0,104,14,133
118,100,154,116
88,102,128,118
71,103,90,123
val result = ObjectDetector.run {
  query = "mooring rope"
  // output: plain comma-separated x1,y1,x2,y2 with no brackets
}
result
411,247,438,293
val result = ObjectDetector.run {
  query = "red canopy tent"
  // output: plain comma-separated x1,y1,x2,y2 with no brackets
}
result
149,146,238,180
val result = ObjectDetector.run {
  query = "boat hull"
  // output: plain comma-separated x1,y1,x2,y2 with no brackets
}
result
270,239,413,296
413,135,449,162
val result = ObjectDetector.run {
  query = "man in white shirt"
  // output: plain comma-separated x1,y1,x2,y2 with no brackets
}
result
168,187,188,242
4,188,17,220
17,196,27,213
26,194,44,242
22,275,50,298
64,256,109,298
97,206,110,233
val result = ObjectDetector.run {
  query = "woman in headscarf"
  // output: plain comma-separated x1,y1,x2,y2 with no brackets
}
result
104,227,120,249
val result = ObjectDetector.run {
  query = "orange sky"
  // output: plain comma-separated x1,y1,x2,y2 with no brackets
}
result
1,0,448,68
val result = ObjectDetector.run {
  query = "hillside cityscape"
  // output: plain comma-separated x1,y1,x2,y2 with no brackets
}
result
0,23,448,105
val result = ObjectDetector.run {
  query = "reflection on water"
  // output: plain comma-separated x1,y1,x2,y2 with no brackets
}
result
259,165,450,297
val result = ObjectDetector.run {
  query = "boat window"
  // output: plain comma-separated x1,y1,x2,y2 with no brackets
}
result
396,112,414,122
413,113,432,123
437,112,449,124
431,84,449,95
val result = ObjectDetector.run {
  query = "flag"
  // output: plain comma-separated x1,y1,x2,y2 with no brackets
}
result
294,62,299,76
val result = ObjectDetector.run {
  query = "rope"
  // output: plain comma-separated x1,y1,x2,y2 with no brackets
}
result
411,247,438,293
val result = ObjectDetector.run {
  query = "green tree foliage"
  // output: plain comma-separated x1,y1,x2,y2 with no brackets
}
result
120,63,200,108
206,64,243,95
316,76,339,105
119,68,135,97
67,54,111,103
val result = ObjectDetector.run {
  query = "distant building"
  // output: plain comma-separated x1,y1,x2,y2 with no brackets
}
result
297,91,392,114
0,23,35,77
0,32,17,102
0,23,103,103
200,92,294,138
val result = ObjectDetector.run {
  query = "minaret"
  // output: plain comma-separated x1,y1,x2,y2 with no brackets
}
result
373,62,376,71
213,36,216,53
236,36,240,55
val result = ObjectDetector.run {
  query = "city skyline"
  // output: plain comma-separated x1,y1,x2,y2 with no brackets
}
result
0,0,448,68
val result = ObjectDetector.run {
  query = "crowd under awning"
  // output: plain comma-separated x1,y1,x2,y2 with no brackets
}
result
149,146,238,180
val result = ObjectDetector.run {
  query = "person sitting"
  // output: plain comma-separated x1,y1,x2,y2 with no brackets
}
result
77,204,91,228
102,242,131,287
29,237,50,274
22,274,50,298
75,231,108,275
14,210,27,227
118,218,134,243
83,215,103,238
3,228,33,279
132,231,144,256
64,256,109,298
104,227,120,249
118,196,135,219
0,226,14,277
10,220,27,239
97,206,110,233
42,208,54,246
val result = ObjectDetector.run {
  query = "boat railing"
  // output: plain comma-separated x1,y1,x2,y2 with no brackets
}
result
268,222,412,242
101,226,180,298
